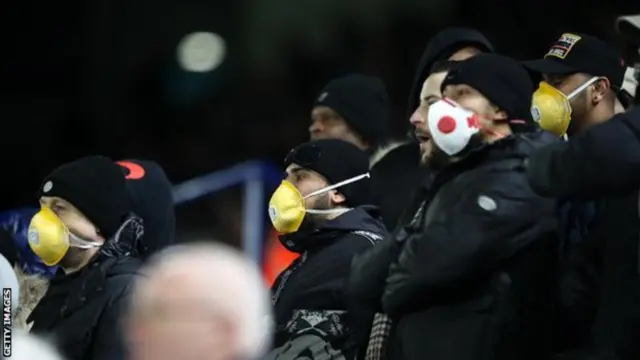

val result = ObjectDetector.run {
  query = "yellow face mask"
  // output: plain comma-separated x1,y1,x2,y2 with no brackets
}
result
531,77,599,137
27,207,102,266
268,173,370,234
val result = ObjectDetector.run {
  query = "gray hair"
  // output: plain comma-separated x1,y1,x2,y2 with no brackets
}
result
133,242,273,359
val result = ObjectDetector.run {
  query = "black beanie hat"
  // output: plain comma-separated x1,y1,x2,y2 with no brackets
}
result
314,74,389,147
38,156,129,238
407,27,494,119
441,54,535,126
284,139,371,207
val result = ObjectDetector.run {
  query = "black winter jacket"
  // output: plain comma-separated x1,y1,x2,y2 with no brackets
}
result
28,216,144,360
29,256,141,360
528,109,640,359
351,131,560,360
527,107,640,199
268,206,387,360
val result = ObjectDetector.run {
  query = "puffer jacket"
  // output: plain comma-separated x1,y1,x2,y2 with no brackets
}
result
351,131,561,360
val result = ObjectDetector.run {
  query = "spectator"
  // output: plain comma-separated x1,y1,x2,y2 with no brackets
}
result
127,243,272,360
27,156,144,360
310,74,389,153
352,54,560,360
267,139,387,359
525,33,625,137
526,32,640,359
348,58,456,360
370,27,494,231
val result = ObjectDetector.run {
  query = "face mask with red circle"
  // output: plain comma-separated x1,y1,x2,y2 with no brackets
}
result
427,98,509,156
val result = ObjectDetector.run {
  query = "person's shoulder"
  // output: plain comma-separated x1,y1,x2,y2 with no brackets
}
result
327,230,382,257
370,141,420,171
103,257,143,296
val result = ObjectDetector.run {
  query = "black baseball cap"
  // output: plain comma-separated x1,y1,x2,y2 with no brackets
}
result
523,33,625,89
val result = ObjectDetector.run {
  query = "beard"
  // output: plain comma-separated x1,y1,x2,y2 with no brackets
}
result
59,247,91,271
299,192,332,232
421,143,454,170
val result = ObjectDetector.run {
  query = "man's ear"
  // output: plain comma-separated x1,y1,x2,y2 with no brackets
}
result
491,107,508,121
329,190,346,206
593,77,612,103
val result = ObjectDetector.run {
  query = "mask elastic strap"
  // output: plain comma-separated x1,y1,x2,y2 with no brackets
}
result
69,233,101,249
306,208,348,214
567,76,600,100
303,173,371,199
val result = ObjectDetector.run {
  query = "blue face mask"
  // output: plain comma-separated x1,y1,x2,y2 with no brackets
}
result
0,208,59,278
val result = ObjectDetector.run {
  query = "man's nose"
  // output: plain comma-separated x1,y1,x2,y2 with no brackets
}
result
308,121,323,137
409,108,424,126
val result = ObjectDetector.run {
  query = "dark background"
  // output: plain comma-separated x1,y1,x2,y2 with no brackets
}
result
2,0,639,242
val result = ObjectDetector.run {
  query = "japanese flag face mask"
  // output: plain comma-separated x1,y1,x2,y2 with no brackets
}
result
268,173,370,234
427,98,483,156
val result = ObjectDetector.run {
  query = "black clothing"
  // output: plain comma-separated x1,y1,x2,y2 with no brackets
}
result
523,33,625,90
28,216,144,360
552,192,640,360
527,107,640,198
268,206,387,360
373,28,493,232
285,139,371,208
39,156,129,238
443,54,535,124
121,159,176,258
406,27,494,120
29,256,141,360
315,74,389,147
370,142,427,231
352,131,560,360
527,109,640,359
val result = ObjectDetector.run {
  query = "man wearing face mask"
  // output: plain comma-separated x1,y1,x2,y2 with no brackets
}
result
347,58,457,360
525,33,640,360
266,139,387,360
524,33,626,138
526,33,640,197
26,156,144,360
370,27,493,232
351,54,560,360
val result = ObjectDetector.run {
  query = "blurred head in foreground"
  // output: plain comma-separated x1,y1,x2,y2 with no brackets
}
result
9,331,65,360
127,243,272,360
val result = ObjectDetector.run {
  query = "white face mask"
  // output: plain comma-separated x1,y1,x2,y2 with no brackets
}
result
427,98,481,155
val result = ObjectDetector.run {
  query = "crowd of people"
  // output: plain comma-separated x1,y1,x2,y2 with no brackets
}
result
2,14,640,360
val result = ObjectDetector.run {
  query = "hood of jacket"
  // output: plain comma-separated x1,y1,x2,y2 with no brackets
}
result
279,206,387,253
119,159,176,259
406,27,494,119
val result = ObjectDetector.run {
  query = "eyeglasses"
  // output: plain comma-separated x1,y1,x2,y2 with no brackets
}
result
284,144,322,167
